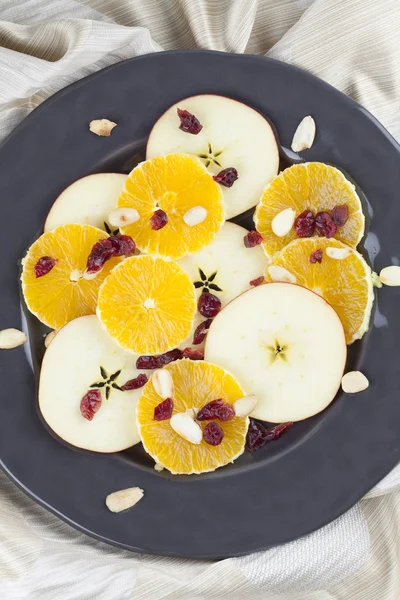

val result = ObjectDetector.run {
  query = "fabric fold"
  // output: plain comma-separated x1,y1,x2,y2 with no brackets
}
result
1,0,400,598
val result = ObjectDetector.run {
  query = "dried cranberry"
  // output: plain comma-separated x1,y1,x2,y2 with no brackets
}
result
86,238,115,273
246,419,265,451
150,209,168,230
198,292,221,318
156,348,183,365
243,230,264,248
192,319,213,345
309,248,323,264
136,355,160,369
182,347,204,360
154,397,174,421
331,204,349,227
136,348,183,370
86,234,135,273
197,399,235,422
213,167,238,188
34,256,58,278
203,422,224,446
121,373,148,391
108,234,135,256
80,389,102,421
246,418,293,451
315,211,337,238
250,276,264,287
294,210,316,238
263,422,293,442
177,108,203,134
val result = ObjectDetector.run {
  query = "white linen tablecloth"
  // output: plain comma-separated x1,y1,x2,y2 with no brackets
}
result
1,1,400,598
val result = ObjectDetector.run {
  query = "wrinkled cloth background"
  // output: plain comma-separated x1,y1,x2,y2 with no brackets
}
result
1,1,400,598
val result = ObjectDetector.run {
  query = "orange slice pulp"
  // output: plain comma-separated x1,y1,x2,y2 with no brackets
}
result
137,359,248,474
97,255,196,355
254,162,365,259
118,153,225,260
264,238,373,344
21,224,121,329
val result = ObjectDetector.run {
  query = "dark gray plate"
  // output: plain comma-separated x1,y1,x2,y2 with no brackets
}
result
1,50,400,559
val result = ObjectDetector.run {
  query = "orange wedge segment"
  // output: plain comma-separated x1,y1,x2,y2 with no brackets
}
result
118,153,224,260
21,224,121,329
137,359,248,474
97,255,196,354
264,238,373,343
254,162,365,259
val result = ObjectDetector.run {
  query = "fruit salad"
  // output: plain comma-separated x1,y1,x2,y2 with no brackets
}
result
13,94,385,476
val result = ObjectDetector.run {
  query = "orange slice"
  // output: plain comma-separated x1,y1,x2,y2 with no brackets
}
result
137,359,248,474
118,153,224,260
264,238,373,344
97,255,196,354
21,224,121,329
254,162,365,259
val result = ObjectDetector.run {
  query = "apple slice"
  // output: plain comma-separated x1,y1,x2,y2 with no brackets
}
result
146,94,279,219
178,222,268,349
44,173,127,232
205,283,346,423
39,315,149,452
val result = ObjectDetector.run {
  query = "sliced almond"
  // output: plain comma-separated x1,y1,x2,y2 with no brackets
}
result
89,119,117,137
170,412,202,444
326,247,352,260
105,487,144,513
108,207,140,228
268,266,297,284
183,206,208,226
291,116,316,152
371,272,383,288
0,328,27,349
379,265,400,287
154,462,164,472
152,369,174,399
233,395,258,417
341,371,369,394
271,208,296,237
44,330,58,348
